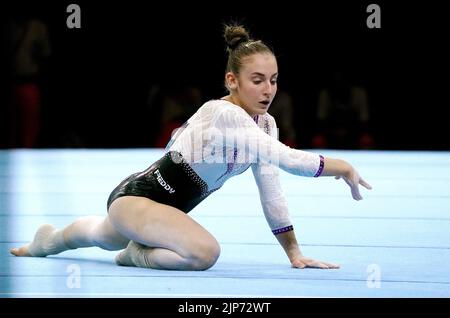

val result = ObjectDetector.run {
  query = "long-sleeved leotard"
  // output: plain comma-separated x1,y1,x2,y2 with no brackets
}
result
166,99,324,234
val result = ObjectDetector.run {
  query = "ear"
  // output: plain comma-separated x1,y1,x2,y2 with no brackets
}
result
225,72,238,90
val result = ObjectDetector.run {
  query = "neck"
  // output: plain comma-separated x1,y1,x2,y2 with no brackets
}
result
222,95,256,118
222,95,238,105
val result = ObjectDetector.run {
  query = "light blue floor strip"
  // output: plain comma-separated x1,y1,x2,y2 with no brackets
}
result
1,149,449,297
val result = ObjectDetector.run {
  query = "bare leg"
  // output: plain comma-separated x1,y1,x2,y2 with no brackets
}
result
108,196,220,271
10,215,129,257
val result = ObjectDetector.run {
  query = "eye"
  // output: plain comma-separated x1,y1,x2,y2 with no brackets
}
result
271,80,278,85
253,80,262,85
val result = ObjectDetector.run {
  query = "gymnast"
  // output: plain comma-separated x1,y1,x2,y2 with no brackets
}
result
11,24,372,270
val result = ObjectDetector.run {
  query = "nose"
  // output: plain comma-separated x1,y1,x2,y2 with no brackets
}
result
263,80,274,98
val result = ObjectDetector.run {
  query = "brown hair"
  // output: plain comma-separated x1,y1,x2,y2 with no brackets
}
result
223,24,274,76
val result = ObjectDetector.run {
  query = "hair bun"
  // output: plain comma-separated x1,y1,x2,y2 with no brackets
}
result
224,25,250,50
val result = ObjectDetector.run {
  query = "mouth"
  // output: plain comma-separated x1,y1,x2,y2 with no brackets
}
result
259,100,270,107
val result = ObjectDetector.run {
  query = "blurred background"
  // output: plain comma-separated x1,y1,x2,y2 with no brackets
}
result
1,0,448,150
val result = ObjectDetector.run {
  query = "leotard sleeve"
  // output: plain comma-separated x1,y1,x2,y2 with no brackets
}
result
214,106,324,234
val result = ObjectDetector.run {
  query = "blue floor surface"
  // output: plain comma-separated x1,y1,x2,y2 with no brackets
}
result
1,149,449,297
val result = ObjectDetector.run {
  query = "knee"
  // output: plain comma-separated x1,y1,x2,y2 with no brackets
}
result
92,231,129,251
90,219,129,251
92,237,117,251
188,241,221,271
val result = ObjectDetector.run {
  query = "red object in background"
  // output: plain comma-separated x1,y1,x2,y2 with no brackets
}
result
283,138,297,149
154,121,184,148
10,83,41,148
311,134,328,149
358,133,375,149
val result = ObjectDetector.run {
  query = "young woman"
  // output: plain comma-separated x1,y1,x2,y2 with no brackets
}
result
11,24,371,270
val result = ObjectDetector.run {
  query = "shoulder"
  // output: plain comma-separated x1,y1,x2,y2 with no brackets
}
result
193,100,253,128
194,99,230,119
199,99,245,116
212,100,255,123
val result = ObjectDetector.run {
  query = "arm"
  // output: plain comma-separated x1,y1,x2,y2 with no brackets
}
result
249,116,348,269
215,104,371,194
221,107,371,267
252,162,339,269
215,106,323,177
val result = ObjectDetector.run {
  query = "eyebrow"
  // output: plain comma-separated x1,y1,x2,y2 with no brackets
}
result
251,72,278,78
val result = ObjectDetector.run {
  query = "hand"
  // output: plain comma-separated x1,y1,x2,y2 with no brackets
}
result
291,256,340,269
336,166,372,200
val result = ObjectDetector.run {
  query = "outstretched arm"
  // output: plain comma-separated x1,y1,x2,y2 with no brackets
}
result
216,106,373,189
275,230,340,269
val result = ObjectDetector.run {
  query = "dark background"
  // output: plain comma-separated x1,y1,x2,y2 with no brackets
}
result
1,0,448,149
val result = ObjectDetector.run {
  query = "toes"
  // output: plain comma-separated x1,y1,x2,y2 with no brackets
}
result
10,246,31,257
10,248,19,256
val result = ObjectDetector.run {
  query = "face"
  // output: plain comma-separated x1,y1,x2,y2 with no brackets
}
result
226,53,278,117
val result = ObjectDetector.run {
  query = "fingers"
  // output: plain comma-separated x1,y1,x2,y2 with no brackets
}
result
334,169,372,200
316,262,330,269
299,262,327,269
294,259,340,269
348,176,362,200
310,260,340,269
351,176,372,200
351,185,363,201
360,178,372,190
310,261,339,269
306,259,327,269
323,262,340,269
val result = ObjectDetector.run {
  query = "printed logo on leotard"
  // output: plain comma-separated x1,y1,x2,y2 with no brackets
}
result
154,169,176,194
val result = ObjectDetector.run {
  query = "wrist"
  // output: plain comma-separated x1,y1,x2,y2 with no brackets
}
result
341,161,353,178
287,247,303,262
322,157,351,177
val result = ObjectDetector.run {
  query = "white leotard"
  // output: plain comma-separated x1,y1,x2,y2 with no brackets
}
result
167,99,323,234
